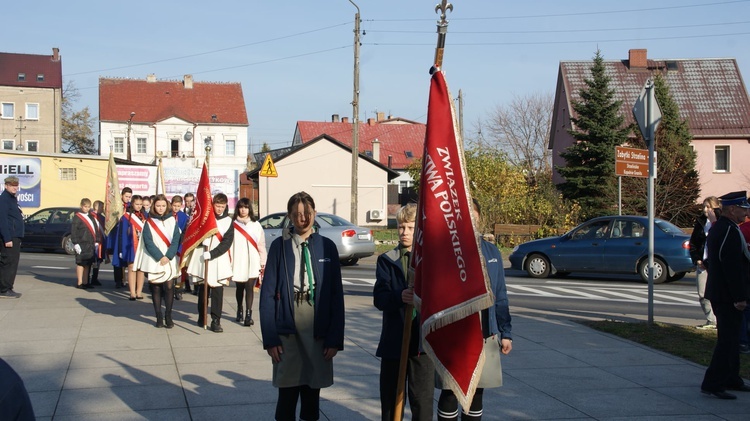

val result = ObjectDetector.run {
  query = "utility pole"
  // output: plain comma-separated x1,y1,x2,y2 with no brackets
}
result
126,111,135,161
16,116,26,150
349,0,360,224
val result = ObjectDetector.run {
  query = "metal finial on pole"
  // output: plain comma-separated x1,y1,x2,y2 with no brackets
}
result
433,0,453,71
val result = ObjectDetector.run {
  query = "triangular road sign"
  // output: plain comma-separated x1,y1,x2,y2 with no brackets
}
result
259,154,278,177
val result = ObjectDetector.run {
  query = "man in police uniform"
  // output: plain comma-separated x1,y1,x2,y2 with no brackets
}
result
701,191,750,399
0,176,24,298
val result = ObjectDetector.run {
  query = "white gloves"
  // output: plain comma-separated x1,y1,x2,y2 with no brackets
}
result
74,244,81,254
202,251,211,261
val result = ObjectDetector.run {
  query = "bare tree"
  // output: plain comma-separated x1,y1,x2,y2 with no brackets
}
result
62,81,96,154
478,92,554,180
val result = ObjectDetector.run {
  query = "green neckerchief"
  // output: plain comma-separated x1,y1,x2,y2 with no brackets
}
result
301,241,315,304
399,246,415,320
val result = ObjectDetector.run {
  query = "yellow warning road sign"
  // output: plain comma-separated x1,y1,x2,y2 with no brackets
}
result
259,154,278,177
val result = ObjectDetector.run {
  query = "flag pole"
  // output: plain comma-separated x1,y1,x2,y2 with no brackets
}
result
393,3,453,419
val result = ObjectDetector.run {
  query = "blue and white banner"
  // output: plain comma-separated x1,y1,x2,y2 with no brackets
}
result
0,157,41,207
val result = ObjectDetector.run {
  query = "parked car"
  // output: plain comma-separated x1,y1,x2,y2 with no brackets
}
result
258,212,375,265
22,207,79,254
508,215,694,283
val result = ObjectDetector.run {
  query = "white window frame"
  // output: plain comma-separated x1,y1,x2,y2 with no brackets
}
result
714,145,730,173
59,168,77,181
136,137,147,154
1,103,14,119
26,140,39,152
113,137,124,154
225,138,236,156
2,139,14,150
25,103,39,120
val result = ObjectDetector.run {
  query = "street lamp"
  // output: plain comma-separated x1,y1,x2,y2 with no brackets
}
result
126,111,135,161
204,136,212,168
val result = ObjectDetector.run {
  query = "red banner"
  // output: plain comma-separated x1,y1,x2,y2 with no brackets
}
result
179,164,218,268
412,71,494,410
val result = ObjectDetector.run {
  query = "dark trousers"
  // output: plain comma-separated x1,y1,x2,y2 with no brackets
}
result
438,388,484,420
113,265,125,286
235,281,255,311
150,280,174,316
380,355,435,421
702,300,744,391
197,284,223,322
0,238,21,292
275,385,320,421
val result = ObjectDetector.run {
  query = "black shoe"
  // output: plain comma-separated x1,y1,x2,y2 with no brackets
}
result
174,291,182,301
701,389,737,400
0,290,21,298
76,285,86,290
197,318,205,327
91,280,102,286
129,296,136,301
192,289,198,296
155,313,164,328
211,320,223,333
83,284,94,289
115,283,124,289
236,306,243,322
136,296,144,300
165,313,174,329
244,310,254,326
727,383,750,392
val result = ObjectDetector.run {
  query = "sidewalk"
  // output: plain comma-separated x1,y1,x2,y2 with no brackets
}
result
1,262,750,420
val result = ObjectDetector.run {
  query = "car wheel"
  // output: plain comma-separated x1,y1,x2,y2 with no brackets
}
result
667,271,686,282
62,235,75,255
341,258,359,266
525,254,550,278
639,257,668,284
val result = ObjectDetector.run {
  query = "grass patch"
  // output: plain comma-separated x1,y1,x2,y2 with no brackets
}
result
583,320,750,379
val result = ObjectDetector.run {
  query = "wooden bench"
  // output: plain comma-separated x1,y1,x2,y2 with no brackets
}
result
494,224,543,238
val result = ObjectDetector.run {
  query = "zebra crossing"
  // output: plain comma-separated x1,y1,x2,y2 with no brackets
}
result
507,281,699,306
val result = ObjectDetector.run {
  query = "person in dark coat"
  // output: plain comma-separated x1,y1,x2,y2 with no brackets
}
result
701,191,750,399
688,196,721,329
260,192,345,421
374,203,434,421
71,198,102,289
89,200,107,286
0,176,24,298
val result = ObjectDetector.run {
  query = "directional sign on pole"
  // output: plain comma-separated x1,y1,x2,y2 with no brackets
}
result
632,80,662,145
259,154,278,178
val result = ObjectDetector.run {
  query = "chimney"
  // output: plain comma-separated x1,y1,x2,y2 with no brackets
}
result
367,118,376,126
183,74,193,89
147,73,157,83
372,138,380,162
332,114,340,122
342,117,349,123
52,48,60,61
629,49,647,69
376,112,385,121
387,155,392,169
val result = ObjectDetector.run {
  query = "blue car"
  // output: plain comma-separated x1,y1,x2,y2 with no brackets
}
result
508,215,694,283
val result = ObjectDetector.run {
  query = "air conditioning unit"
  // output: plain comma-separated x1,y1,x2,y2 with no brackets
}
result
370,209,384,220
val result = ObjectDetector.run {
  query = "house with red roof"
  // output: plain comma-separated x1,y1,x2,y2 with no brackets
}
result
99,74,249,174
0,48,63,153
292,112,425,194
550,49,750,198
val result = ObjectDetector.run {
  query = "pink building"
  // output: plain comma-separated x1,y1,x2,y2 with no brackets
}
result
550,49,750,198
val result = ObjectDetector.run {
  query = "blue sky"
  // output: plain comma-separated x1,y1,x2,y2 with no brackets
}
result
6,0,750,153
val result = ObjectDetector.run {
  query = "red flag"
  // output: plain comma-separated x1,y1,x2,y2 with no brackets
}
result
412,71,494,410
103,151,123,235
179,163,218,269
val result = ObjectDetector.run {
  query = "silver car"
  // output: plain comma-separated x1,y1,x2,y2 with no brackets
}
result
258,212,375,265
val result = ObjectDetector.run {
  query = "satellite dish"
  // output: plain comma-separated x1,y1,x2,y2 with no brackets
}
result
184,130,193,142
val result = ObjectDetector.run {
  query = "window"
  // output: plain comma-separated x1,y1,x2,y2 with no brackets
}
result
405,150,414,158
2,140,13,150
171,138,179,157
59,168,77,181
114,137,124,153
572,220,611,240
26,103,39,120
1,103,13,119
715,145,730,172
136,137,147,154
17,73,26,82
36,74,44,82
26,141,38,152
364,150,373,158
225,139,235,156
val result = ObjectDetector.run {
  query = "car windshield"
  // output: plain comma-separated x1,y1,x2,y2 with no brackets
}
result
656,220,685,235
317,214,353,227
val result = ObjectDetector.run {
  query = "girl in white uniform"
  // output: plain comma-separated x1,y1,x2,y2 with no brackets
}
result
136,194,182,328
231,198,267,326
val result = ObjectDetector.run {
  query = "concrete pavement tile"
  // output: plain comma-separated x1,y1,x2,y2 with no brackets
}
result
168,330,259,348
172,344,264,364
478,378,589,420
190,403,277,421
77,322,171,338
501,349,590,370
603,364,706,388
325,374,381,399
320,397,384,420
507,367,641,393
600,416,724,421
177,360,272,384
2,352,71,372
182,378,276,406
530,332,635,349
556,346,682,367
0,338,76,355
63,364,181,389
15,369,67,392
334,355,381,377
54,384,187,415
51,408,191,421
69,349,176,369
551,387,705,418
1,326,81,341
27,390,60,418
74,334,171,352
652,386,750,414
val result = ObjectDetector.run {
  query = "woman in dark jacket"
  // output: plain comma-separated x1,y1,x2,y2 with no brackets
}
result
259,192,345,421
689,196,720,329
